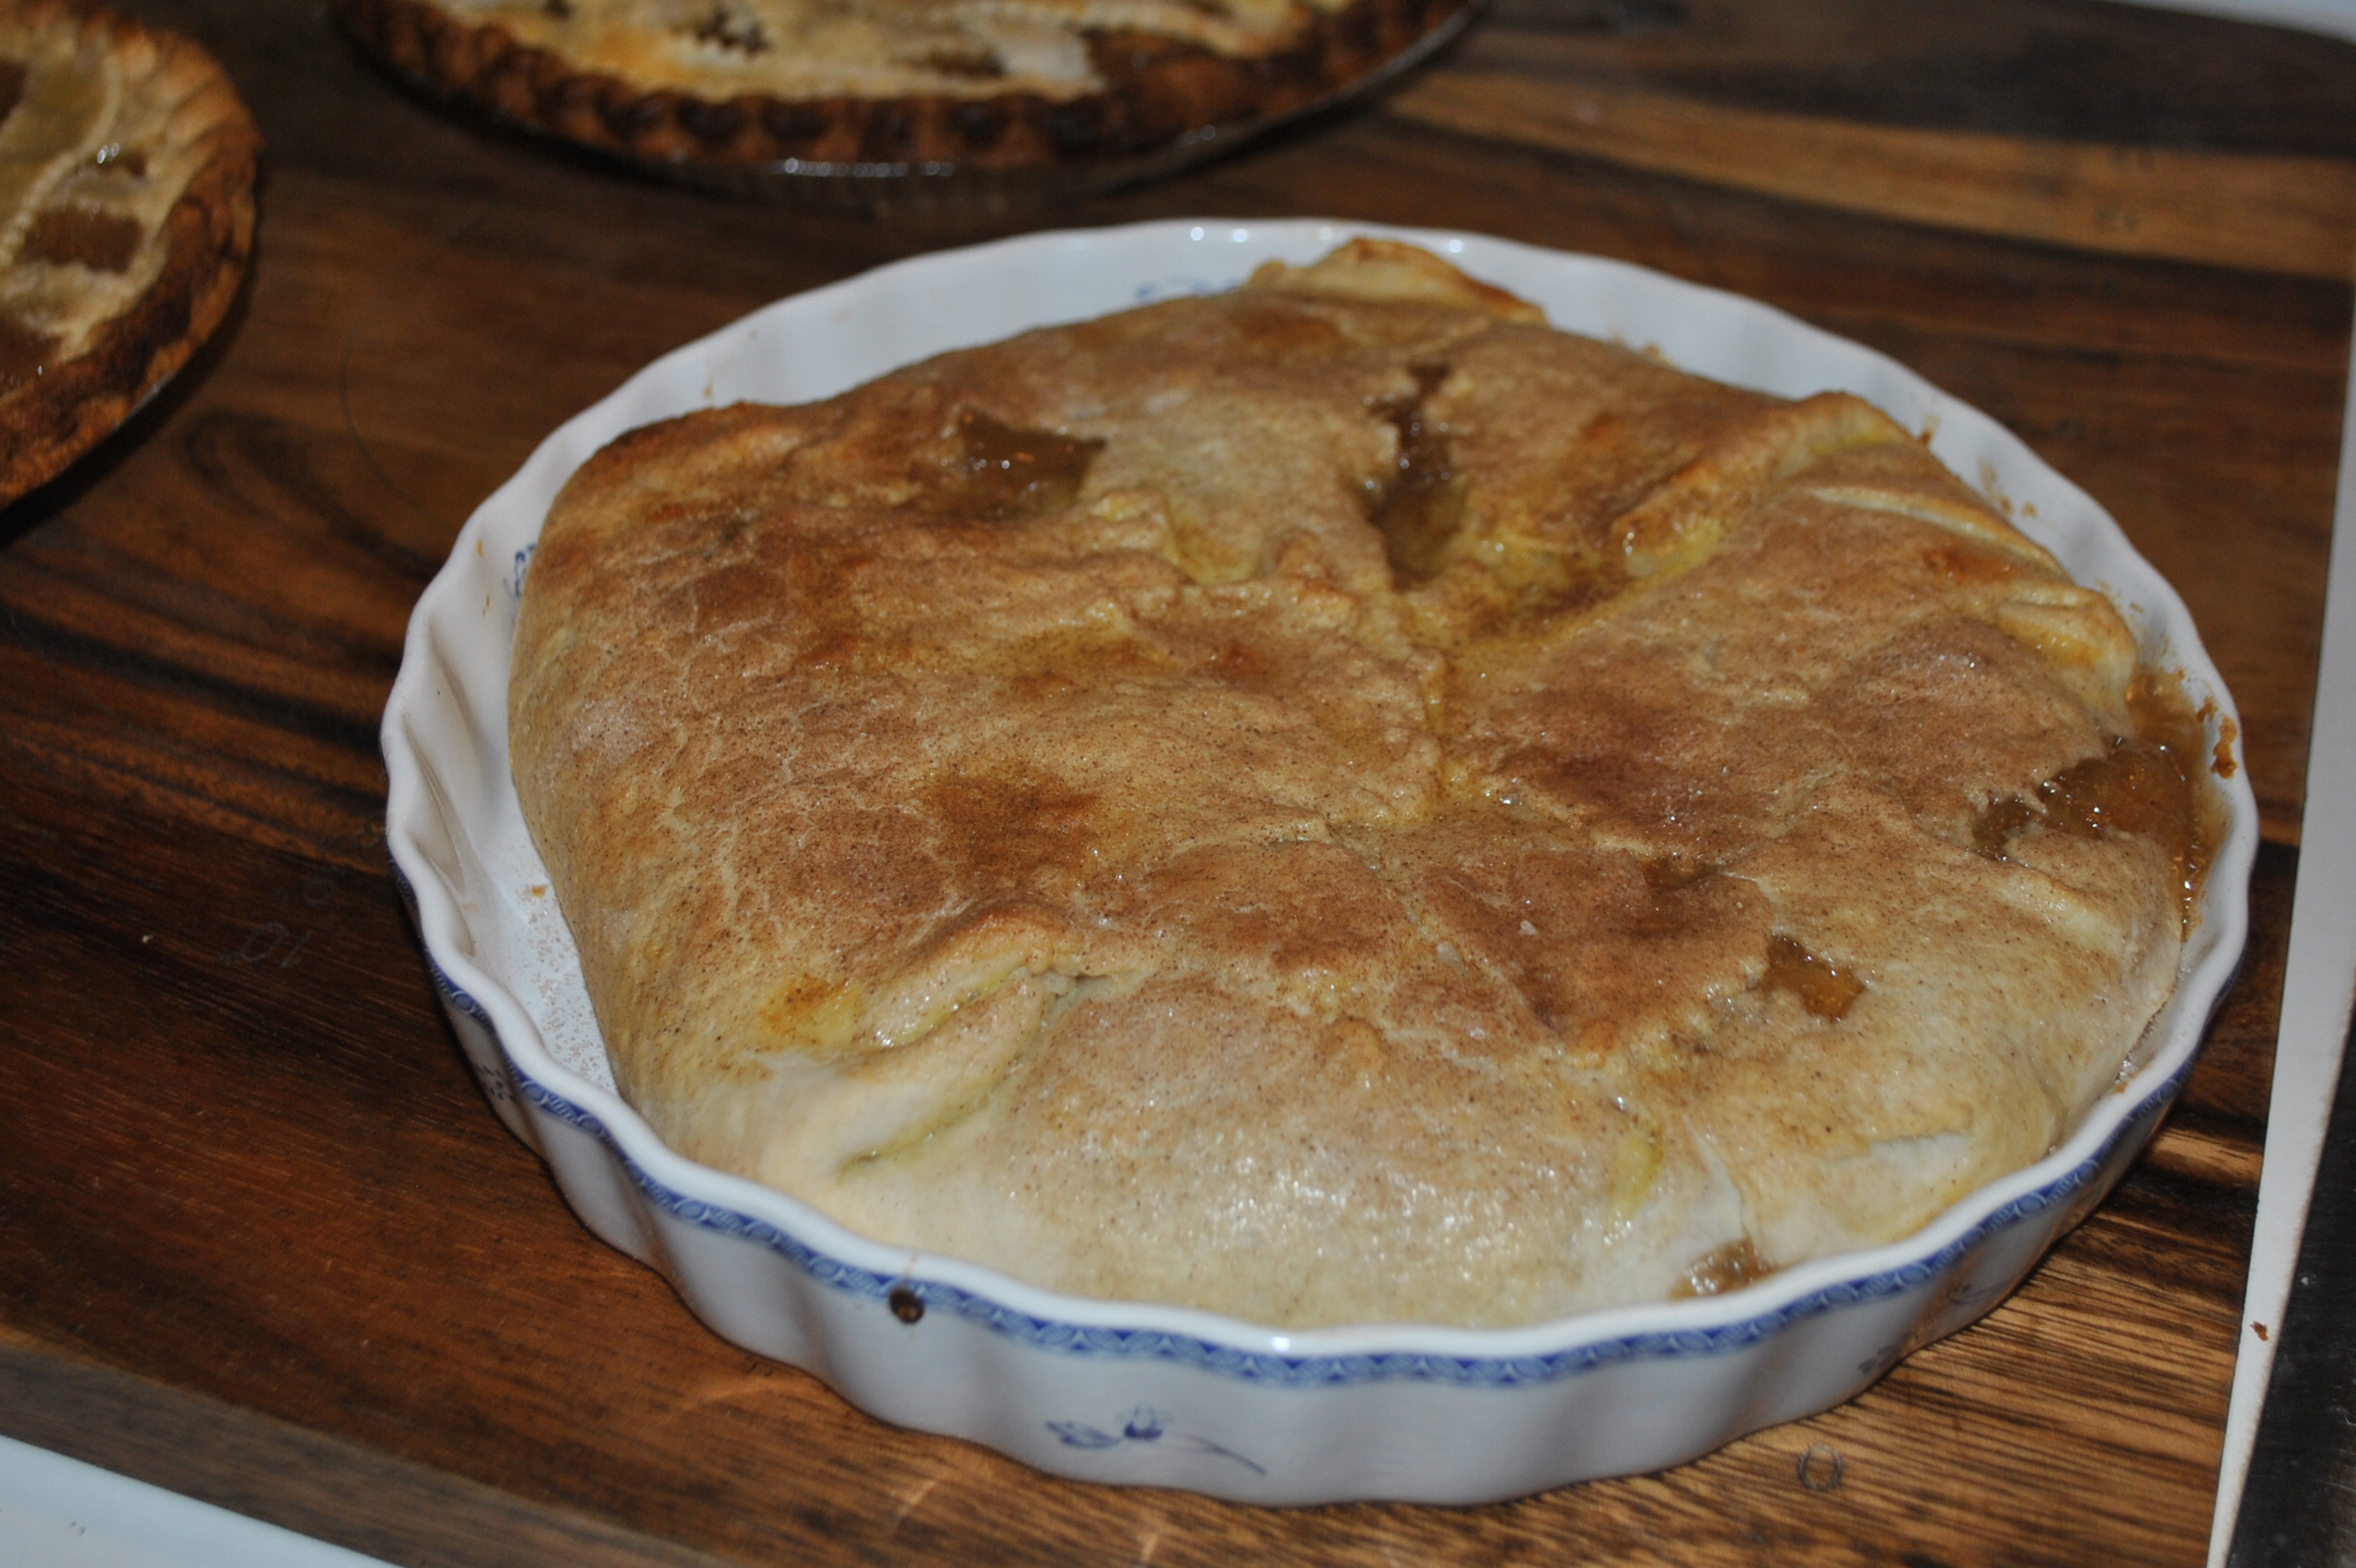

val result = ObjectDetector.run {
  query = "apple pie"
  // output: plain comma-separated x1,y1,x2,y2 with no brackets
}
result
337,0,1474,193
0,0,258,506
508,242,2206,1329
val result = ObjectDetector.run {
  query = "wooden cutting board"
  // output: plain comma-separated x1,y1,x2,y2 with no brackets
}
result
1,1,2348,1562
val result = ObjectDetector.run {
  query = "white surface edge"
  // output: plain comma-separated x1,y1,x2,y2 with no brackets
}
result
2208,297,2356,1563
0,1435,392,1568
2108,0,2356,42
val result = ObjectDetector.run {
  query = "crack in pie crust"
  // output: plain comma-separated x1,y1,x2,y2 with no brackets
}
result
0,0,258,507
335,0,1472,192
509,242,2204,1330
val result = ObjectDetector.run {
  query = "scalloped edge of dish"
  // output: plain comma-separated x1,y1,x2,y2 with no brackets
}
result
380,219,2258,1504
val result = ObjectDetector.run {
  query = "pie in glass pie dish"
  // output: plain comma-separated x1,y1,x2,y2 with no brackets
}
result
381,222,2256,1501
332,0,1479,206
0,0,259,507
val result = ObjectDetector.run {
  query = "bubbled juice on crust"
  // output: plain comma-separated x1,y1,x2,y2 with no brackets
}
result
1972,676,2213,925
1761,937,1867,1021
930,409,1104,520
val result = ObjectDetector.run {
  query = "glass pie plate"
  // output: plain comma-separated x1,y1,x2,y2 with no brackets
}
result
379,219,2258,1505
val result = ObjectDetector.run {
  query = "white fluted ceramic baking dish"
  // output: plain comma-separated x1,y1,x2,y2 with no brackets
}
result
380,219,2257,1505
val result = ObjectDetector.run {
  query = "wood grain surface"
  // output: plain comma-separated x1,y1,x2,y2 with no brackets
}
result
0,1,2347,1563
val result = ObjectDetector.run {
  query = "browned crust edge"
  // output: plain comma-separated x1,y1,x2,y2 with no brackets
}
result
0,1,261,509
331,0,1472,174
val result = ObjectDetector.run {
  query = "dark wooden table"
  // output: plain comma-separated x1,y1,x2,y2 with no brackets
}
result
2,2,2348,1562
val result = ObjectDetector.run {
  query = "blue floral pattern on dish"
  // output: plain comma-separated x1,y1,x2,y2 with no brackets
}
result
1048,1407,1265,1475
503,542,537,605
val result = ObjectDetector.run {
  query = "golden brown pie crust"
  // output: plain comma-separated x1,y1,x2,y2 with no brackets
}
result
0,1,259,508
336,0,1473,181
509,244,2205,1329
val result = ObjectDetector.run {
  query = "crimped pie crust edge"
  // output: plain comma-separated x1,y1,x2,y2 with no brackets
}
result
333,0,1474,180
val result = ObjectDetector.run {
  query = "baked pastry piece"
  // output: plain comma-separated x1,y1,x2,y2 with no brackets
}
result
510,242,2201,1330
336,0,1472,190
0,1,258,506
